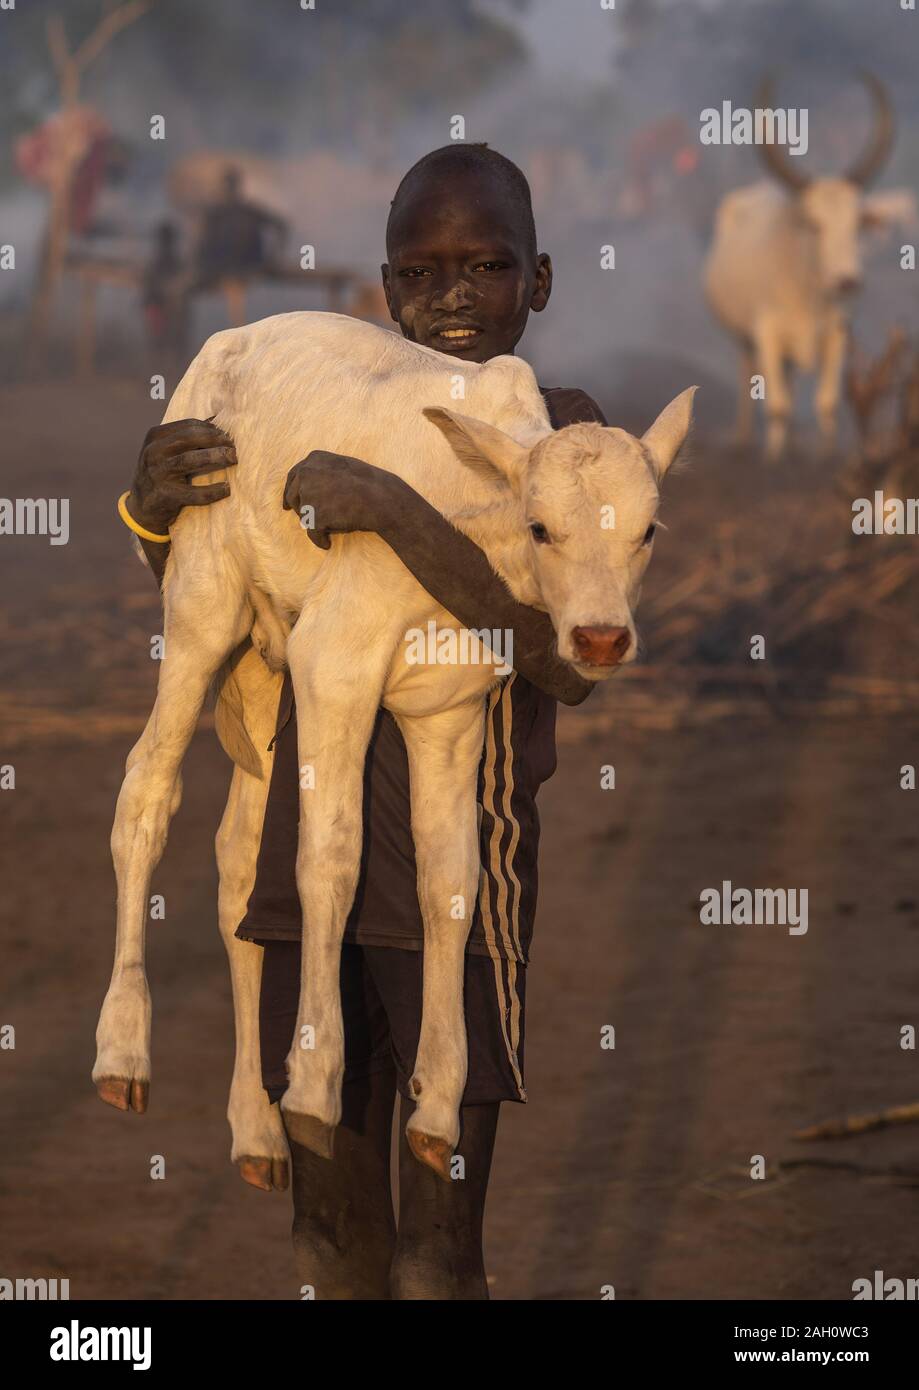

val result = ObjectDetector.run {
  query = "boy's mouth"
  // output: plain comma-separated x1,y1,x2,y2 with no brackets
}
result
427,321,483,351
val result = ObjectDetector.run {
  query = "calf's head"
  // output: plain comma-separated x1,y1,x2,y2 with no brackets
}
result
423,387,695,681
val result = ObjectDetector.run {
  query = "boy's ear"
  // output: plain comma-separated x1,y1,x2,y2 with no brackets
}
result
423,407,528,491
530,251,553,312
641,386,698,478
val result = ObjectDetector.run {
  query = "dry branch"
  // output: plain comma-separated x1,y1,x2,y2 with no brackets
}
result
72,0,154,76
794,1100,919,1141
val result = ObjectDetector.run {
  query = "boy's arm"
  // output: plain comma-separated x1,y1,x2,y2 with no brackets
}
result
283,452,595,706
123,419,238,589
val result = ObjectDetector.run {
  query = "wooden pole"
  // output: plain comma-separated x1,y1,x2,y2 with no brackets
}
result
76,272,97,378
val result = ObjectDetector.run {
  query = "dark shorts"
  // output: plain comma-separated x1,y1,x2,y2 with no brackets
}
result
259,940,527,1108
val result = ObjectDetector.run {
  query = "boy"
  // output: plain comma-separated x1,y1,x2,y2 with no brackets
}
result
123,144,606,1299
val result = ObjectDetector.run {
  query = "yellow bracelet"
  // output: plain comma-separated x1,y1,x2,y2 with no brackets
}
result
118,491,171,543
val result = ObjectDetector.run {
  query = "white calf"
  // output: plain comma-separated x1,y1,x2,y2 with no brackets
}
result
94,312,695,1180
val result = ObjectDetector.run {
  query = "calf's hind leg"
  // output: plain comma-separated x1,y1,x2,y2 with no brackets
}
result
217,775,289,1192
93,588,250,1112
214,642,289,1190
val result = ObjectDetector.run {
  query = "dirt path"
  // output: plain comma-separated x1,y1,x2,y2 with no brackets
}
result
487,714,919,1299
2,381,917,1299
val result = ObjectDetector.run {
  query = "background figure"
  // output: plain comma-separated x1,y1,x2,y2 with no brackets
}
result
194,166,288,291
141,220,189,362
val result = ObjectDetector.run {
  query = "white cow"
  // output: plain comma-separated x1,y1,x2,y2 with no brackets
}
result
93,312,695,1180
704,75,914,457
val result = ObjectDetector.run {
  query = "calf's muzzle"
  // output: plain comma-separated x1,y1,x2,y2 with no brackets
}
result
571,624,631,666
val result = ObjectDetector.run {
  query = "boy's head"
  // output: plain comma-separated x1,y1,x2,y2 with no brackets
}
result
381,144,551,364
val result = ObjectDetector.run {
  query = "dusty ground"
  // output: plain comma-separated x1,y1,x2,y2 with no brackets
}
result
1,379,918,1300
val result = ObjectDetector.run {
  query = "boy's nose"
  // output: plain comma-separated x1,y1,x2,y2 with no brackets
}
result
434,280,476,311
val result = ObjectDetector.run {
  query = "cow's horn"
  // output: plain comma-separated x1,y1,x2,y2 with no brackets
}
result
845,72,895,187
754,76,810,192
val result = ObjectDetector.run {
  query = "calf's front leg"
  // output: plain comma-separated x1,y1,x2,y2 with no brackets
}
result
395,699,488,1181
280,618,393,1160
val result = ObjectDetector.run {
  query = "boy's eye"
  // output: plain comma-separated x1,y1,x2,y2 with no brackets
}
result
529,521,551,544
642,523,656,546
399,267,432,278
474,261,508,273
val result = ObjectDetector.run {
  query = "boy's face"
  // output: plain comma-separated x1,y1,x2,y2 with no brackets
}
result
381,169,552,364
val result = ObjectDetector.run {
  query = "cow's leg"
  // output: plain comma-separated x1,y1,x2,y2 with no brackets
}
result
815,313,848,445
736,340,756,445
393,700,486,1180
279,615,393,1158
216,761,289,1192
754,320,791,460
93,587,250,1110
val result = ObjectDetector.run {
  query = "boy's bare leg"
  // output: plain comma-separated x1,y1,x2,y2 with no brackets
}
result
391,1099,499,1300
284,1065,397,1300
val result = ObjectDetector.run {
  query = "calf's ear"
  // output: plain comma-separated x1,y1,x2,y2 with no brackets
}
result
423,407,527,492
641,386,698,478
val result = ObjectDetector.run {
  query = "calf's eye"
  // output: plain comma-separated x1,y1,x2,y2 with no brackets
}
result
529,521,551,544
642,523,656,546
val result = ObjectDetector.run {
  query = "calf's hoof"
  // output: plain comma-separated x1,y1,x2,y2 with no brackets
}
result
95,1076,149,1113
237,1155,290,1192
406,1128,453,1183
281,1109,336,1161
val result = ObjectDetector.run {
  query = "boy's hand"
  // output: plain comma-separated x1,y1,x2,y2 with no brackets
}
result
127,418,238,533
283,450,401,549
